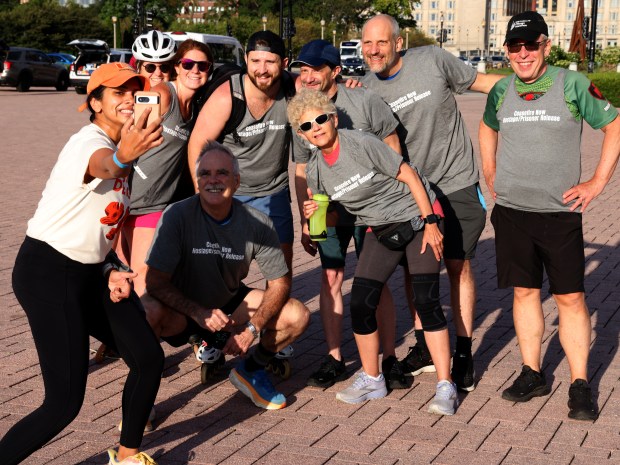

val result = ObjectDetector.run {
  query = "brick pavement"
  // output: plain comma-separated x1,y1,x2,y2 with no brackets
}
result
0,87,618,465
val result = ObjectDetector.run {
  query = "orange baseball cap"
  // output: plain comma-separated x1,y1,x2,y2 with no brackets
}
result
78,62,148,112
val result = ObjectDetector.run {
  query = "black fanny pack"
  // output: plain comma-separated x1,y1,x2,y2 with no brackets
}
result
371,220,415,250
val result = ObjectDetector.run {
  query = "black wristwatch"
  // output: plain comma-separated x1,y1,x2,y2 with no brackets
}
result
423,214,441,225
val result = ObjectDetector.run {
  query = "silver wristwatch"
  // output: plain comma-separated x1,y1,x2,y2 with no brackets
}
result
246,321,259,339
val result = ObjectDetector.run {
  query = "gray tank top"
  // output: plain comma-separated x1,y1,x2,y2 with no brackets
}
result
129,82,194,215
221,74,290,197
495,69,582,212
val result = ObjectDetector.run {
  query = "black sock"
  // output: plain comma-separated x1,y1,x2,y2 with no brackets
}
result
244,343,277,372
455,336,472,355
415,329,427,350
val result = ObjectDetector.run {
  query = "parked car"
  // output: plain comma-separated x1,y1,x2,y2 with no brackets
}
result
68,39,132,94
47,52,76,70
487,55,508,68
341,57,366,76
0,47,70,92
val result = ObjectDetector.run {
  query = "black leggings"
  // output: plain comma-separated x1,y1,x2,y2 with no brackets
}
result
0,237,164,465
352,228,444,334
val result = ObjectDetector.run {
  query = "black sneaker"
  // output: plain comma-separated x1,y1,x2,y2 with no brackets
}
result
452,352,475,392
307,355,347,388
568,379,598,421
401,344,436,376
502,365,550,402
382,355,410,390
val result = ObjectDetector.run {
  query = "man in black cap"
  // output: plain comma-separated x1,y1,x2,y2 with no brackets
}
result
479,10,619,420
291,39,410,390
188,31,296,271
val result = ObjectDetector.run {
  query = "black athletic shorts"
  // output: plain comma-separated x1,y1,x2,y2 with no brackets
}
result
438,183,487,260
160,285,253,347
490,204,585,294
317,225,366,269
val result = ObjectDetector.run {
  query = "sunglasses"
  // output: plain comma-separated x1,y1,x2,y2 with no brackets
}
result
506,40,547,53
178,58,211,72
143,63,172,74
298,113,333,132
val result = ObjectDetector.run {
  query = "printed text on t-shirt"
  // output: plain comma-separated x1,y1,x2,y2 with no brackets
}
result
192,241,245,260
238,120,286,138
388,90,432,112
331,171,375,200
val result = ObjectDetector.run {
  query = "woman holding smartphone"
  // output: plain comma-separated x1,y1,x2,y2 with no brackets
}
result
290,89,458,416
0,63,165,465
116,39,213,297
132,30,177,87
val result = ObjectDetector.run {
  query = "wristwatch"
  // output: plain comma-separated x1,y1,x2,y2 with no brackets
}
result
246,321,260,339
423,214,441,225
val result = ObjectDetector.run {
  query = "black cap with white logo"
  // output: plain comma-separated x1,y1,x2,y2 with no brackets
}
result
504,11,549,44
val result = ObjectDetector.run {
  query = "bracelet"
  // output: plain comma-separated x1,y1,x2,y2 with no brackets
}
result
112,150,129,169
246,321,259,340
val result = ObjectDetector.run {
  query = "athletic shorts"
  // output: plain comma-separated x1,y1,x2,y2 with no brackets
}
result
317,225,366,269
123,211,163,229
235,187,294,244
438,183,487,260
490,204,585,294
160,285,252,347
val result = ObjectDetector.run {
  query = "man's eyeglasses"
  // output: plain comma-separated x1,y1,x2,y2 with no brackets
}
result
506,40,547,53
143,63,172,74
178,58,211,72
298,113,333,132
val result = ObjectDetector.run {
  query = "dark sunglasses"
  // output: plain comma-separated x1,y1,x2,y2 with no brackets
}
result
298,113,332,132
178,58,210,72
143,63,172,74
506,40,547,53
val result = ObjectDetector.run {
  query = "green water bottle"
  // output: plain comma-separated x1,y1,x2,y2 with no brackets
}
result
309,193,329,241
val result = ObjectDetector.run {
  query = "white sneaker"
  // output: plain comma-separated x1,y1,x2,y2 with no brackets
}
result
428,380,458,415
107,449,157,464
336,371,388,404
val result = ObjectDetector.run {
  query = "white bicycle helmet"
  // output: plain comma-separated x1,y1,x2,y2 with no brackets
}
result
132,30,176,62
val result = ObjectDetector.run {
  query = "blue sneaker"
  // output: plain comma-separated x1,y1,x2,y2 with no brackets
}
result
229,360,287,409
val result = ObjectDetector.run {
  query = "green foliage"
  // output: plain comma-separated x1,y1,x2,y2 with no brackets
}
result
546,45,580,68
402,28,434,49
587,72,620,107
599,47,620,65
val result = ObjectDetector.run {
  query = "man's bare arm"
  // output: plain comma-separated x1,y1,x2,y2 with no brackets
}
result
249,274,291,332
469,72,504,94
382,130,402,155
294,162,317,256
187,81,234,190
146,267,229,331
478,120,499,200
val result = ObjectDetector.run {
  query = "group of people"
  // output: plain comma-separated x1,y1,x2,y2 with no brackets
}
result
1,9,618,465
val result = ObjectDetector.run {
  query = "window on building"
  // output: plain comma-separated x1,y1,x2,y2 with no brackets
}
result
610,11,618,20
430,13,437,21
567,12,574,20
430,27,437,35
448,1,455,8
448,13,454,21
431,1,438,8
611,0,619,7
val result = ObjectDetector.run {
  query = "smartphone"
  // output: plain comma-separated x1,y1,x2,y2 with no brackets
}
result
133,91,160,127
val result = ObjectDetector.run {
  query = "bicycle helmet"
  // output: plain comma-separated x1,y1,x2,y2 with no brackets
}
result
132,30,176,62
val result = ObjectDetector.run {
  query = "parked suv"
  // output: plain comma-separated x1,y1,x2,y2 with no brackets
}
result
68,39,132,94
0,47,70,92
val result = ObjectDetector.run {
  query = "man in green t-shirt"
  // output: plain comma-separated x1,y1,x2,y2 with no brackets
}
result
479,11,619,421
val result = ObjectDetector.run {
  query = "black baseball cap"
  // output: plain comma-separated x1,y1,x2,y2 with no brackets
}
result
290,40,341,68
246,30,286,59
504,11,549,44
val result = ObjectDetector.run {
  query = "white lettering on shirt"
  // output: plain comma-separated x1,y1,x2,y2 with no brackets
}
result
388,90,432,113
502,108,561,124
192,241,245,261
331,171,375,200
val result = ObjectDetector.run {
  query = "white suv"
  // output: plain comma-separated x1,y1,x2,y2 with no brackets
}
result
68,39,132,94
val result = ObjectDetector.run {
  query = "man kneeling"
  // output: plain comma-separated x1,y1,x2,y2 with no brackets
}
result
143,141,309,409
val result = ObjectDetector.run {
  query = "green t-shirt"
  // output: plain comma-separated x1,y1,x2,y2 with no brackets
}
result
483,65,618,131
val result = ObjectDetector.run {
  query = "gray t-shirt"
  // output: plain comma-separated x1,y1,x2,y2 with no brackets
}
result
146,196,288,309
363,46,478,197
305,130,435,227
293,84,398,164
129,82,194,215
221,74,290,197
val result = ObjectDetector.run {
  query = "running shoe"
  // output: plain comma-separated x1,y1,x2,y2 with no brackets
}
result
451,352,476,392
568,379,598,421
107,449,157,464
336,371,388,404
401,344,436,376
229,360,287,409
501,365,550,402
427,380,458,415
382,355,410,390
307,354,347,388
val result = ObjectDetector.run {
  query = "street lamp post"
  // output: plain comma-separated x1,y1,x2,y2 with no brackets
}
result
332,29,336,46
262,16,267,31
321,19,325,40
405,27,410,50
439,12,444,48
112,16,118,49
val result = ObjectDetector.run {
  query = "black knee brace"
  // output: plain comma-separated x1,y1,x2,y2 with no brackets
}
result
410,273,446,331
350,277,384,335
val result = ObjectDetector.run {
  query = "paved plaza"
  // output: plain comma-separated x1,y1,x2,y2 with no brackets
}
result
0,87,618,465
